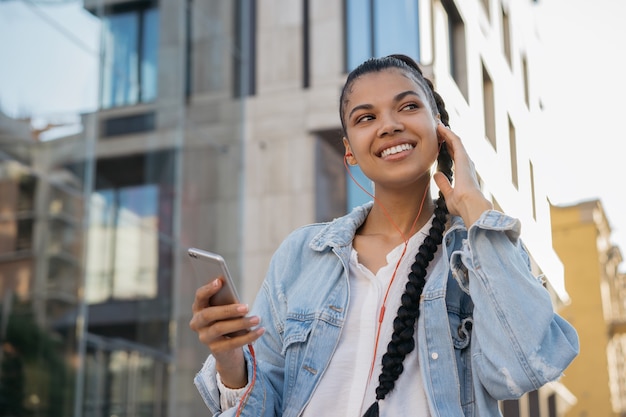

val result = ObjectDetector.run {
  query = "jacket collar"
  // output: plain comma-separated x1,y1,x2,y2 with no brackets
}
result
309,200,466,252
309,202,373,251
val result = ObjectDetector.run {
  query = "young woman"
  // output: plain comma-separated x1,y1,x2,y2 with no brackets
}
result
189,54,579,417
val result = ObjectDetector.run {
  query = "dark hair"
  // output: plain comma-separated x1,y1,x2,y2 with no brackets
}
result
339,55,454,417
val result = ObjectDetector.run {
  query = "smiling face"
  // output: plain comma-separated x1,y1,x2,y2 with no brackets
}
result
342,68,440,192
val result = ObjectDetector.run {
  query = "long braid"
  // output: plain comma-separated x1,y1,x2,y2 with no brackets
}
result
357,55,454,417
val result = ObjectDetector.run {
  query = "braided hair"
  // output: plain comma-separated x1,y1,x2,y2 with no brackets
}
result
339,54,453,417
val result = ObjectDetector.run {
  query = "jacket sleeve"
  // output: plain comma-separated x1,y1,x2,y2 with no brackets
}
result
450,210,579,400
194,246,289,416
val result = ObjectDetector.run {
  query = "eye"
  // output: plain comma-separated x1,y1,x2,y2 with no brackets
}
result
400,102,419,112
355,114,374,124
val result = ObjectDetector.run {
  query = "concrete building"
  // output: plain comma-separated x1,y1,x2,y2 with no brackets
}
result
551,200,626,417
0,0,577,416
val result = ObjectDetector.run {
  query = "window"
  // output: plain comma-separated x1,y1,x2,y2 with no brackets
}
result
315,133,346,222
501,399,520,417
0,169,36,253
346,164,374,212
345,0,420,71
528,390,541,417
522,54,530,107
548,393,557,417
509,116,518,189
442,0,468,100
480,0,490,17
529,160,537,220
314,132,372,221
303,0,311,88
233,0,257,97
87,184,160,302
608,333,626,413
482,63,496,149
502,5,512,67
86,151,174,304
101,4,159,108
83,339,168,417
492,196,503,213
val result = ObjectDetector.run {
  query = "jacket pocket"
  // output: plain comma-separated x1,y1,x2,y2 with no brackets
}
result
282,313,314,355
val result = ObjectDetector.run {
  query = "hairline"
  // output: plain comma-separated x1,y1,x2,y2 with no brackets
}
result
341,67,439,134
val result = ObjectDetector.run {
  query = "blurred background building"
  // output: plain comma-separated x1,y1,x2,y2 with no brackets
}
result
1,0,622,416
551,200,626,417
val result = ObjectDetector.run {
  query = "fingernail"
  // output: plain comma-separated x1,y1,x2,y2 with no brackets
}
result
236,304,249,313
249,316,260,325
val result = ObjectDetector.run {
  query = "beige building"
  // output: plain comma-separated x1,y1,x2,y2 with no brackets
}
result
551,200,626,417
0,0,577,416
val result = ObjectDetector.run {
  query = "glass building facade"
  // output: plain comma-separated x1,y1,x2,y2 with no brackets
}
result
0,1,246,415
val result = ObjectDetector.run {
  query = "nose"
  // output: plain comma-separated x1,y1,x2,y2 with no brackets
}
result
377,111,404,137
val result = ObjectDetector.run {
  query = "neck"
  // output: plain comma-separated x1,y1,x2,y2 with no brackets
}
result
362,187,435,241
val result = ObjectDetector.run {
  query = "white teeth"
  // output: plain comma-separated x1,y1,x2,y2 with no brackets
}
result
381,143,414,158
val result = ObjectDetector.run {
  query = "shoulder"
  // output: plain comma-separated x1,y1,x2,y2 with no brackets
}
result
277,202,373,254
276,223,329,253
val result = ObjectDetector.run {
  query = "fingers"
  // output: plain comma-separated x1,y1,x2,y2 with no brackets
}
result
436,122,477,176
195,310,264,351
191,278,223,313
206,324,266,356
433,171,452,200
436,122,465,159
190,300,249,331
189,280,265,355
435,122,494,224
190,298,260,339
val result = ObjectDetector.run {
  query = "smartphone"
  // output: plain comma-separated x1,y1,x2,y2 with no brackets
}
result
187,247,242,306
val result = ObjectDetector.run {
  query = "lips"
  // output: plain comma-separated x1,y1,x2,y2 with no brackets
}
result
380,143,414,158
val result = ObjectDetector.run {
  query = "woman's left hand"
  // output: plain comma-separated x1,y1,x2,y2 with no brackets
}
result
433,122,493,226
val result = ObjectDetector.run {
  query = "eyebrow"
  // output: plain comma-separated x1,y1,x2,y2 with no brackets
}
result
347,90,422,120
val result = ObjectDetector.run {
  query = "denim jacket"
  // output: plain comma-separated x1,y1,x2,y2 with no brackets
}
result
194,203,579,416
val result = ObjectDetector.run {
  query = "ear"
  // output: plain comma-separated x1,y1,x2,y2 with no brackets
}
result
343,137,357,165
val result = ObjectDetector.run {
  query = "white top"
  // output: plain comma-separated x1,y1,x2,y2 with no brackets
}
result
218,218,438,416
302,219,436,417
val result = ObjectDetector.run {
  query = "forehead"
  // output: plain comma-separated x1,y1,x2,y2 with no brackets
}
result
346,68,429,104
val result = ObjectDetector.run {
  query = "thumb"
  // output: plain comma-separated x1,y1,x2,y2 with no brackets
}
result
433,171,452,199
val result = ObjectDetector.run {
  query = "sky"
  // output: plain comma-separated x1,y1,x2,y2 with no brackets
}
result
0,1,99,120
533,0,626,271
1,0,625,270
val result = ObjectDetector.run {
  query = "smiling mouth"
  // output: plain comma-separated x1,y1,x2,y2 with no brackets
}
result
380,143,414,158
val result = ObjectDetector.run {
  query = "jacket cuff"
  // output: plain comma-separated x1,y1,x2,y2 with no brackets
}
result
194,355,223,414
450,210,522,293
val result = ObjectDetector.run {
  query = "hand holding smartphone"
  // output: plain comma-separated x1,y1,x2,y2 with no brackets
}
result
188,247,242,306
188,248,250,337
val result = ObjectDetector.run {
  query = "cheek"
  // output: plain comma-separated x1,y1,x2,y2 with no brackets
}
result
344,131,367,152
425,129,441,161
425,125,439,146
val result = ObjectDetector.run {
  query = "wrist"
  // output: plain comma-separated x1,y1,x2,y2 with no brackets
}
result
215,359,248,389
460,195,493,226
